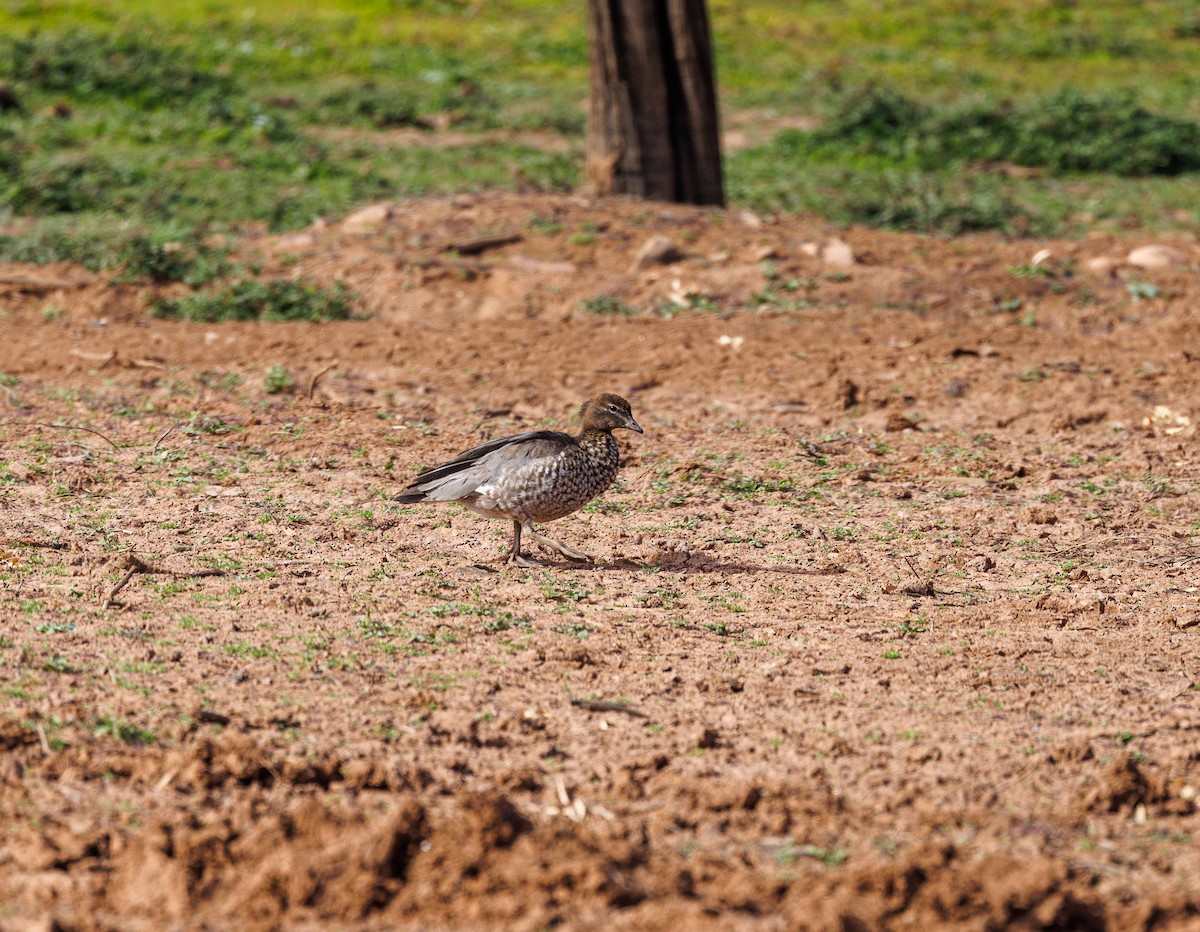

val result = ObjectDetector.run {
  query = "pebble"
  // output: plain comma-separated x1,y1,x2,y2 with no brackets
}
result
632,235,681,271
341,203,393,234
820,238,855,267
1127,244,1186,270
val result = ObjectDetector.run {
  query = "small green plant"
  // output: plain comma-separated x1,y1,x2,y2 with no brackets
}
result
580,295,636,316
34,621,75,634
798,844,848,867
263,364,295,395
114,235,230,286
94,715,157,745
150,279,357,323
1127,281,1161,301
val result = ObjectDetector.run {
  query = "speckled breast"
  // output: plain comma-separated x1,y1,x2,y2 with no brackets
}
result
492,434,619,523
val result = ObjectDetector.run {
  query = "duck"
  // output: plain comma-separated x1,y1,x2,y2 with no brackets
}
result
396,393,643,567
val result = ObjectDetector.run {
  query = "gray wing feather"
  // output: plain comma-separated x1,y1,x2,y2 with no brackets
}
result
397,430,568,503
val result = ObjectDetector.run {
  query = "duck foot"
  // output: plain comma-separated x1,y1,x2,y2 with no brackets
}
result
525,525,594,563
507,552,548,568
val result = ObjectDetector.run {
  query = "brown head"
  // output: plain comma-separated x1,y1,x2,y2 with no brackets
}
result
579,393,643,435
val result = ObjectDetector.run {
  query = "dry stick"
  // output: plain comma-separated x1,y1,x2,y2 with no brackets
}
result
68,348,117,368
35,723,51,757
307,361,339,400
12,421,121,450
102,557,146,610
102,555,226,609
153,423,179,452
443,232,523,255
5,538,67,550
569,698,648,718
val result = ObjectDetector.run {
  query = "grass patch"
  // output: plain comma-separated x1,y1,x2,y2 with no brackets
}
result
150,279,358,323
806,85,1200,176
730,85,1200,233
115,234,232,286
2,3,1199,254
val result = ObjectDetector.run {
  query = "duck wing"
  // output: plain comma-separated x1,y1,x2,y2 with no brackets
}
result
396,430,571,503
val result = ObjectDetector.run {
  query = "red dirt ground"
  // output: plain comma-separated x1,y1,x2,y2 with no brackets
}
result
1,193,1198,930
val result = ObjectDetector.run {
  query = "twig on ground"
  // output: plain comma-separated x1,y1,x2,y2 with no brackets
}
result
443,232,522,255
68,348,117,368
103,556,147,609
8,421,121,450
35,723,51,757
102,555,226,609
153,423,179,452
307,361,339,400
569,698,648,718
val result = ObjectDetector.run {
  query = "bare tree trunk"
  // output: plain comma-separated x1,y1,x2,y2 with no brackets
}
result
587,0,724,206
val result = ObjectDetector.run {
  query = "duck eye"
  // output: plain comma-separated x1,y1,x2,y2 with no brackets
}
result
607,403,619,412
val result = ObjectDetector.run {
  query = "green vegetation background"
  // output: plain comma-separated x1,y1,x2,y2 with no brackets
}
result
3,0,1199,276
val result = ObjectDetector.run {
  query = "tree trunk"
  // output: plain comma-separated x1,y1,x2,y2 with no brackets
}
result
587,0,724,206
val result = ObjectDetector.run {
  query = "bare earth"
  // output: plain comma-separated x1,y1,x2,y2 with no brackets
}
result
1,193,1198,930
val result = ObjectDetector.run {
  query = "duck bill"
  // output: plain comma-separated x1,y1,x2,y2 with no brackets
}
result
625,416,644,434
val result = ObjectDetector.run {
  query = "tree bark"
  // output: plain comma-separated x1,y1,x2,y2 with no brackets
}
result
587,0,724,206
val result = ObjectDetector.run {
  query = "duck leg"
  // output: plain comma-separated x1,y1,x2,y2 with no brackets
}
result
525,522,594,563
506,520,543,568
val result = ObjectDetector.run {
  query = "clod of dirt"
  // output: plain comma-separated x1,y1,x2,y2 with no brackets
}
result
1078,755,1167,816
106,795,427,924
885,412,920,432
644,537,691,568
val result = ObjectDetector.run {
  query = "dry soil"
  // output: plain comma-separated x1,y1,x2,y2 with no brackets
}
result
1,193,1198,930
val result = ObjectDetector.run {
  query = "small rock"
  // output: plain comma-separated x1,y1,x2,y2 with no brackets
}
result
507,256,576,275
820,238,855,267
1084,256,1118,274
275,233,317,253
1127,244,1186,270
738,210,763,229
631,235,681,271
1143,405,1192,437
752,245,780,262
885,412,919,432
799,242,820,258
341,203,393,234
646,538,691,568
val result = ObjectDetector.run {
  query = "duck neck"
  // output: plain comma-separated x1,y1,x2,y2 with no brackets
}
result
577,427,617,458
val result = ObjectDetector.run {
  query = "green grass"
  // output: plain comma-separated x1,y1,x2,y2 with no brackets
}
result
150,279,358,322
2,0,1199,263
